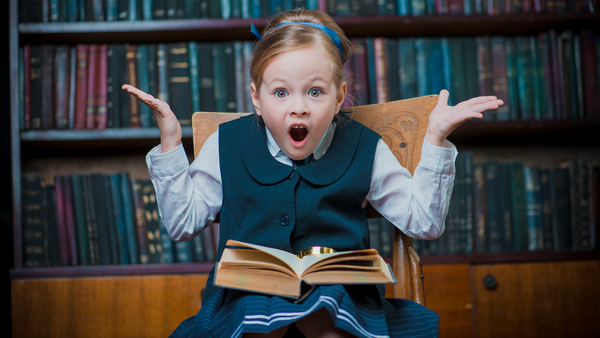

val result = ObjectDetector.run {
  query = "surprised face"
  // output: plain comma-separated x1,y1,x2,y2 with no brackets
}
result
251,44,347,161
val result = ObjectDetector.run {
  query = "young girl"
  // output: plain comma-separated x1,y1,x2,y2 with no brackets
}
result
123,9,503,338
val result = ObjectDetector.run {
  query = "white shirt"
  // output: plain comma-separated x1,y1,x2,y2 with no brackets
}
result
146,122,457,242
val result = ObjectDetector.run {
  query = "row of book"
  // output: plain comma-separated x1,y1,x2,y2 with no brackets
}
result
19,0,598,24
349,29,600,121
328,0,598,17
18,0,318,23
415,155,600,256
21,173,219,268
19,29,600,131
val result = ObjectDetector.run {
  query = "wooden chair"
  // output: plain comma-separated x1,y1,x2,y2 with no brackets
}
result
191,95,438,306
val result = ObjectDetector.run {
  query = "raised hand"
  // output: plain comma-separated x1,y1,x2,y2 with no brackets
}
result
426,89,504,147
122,84,182,153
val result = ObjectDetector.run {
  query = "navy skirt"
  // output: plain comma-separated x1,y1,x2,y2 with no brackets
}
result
170,284,439,338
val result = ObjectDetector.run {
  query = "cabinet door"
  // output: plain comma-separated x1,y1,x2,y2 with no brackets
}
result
12,274,208,338
471,260,600,337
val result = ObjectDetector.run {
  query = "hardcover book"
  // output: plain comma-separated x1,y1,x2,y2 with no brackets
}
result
215,240,396,300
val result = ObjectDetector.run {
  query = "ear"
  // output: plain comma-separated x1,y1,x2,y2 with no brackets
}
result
335,81,347,113
250,82,261,116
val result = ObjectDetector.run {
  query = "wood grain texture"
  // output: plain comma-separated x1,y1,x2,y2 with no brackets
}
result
191,96,438,305
12,274,208,338
471,260,600,338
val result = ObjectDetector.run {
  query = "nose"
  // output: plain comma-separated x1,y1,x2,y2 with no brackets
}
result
289,95,309,116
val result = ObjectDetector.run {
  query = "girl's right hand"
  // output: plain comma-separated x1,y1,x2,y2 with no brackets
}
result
122,84,182,153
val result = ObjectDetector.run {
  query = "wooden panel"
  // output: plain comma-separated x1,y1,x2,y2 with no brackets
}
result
12,274,208,338
384,263,473,338
472,260,600,338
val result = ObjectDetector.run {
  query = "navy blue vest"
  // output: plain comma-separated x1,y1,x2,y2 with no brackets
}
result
203,114,380,303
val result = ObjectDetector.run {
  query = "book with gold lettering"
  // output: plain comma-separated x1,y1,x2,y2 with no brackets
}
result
215,239,396,300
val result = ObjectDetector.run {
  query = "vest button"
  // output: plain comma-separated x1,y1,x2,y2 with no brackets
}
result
280,216,290,226
288,171,294,180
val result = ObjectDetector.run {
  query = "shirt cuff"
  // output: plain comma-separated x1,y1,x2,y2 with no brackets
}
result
419,137,458,174
146,143,190,178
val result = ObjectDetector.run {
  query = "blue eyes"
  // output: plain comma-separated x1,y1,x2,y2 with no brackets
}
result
273,89,323,98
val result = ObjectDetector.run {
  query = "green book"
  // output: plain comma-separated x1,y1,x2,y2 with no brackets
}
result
159,218,174,263
107,44,123,128
564,161,580,250
398,38,417,100
146,44,158,127
524,166,544,251
440,38,454,105
414,38,429,98
509,162,528,251
212,43,228,112
242,41,255,113
102,174,121,265
21,173,45,267
549,167,571,251
366,38,377,105
504,37,521,120
224,42,237,112
463,38,480,101
233,41,245,113
188,42,201,114
174,239,193,263
386,39,400,101
539,168,554,250
90,173,116,265
449,38,466,104
168,43,192,125
530,36,547,120
198,43,215,112
109,174,130,264
498,163,514,251
485,160,503,252
120,173,139,264
490,36,510,120
81,175,100,265
137,44,152,128
427,38,444,97
70,174,90,265
106,0,119,20
192,233,206,262
577,159,591,250
156,43,170,112
515,36,535,120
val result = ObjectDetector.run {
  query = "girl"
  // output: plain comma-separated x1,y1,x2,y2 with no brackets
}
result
123,9,503,338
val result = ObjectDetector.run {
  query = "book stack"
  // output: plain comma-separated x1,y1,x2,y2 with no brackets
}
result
328,0,597,16
415,155,600,256
20,172,218,267
346,30,600,120
18,0,319,23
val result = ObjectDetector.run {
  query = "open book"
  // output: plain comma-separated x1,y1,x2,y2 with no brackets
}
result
214,239,397,300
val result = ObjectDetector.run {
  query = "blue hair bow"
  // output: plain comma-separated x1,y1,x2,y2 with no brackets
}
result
250,22,344,62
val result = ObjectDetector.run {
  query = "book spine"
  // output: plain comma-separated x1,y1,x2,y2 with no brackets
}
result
96,44,108,129
132,179,150,264
414,38,429,98
63,176,79,265
581,30,600,118
68,47,77,129
398,38,417,100
233,41,245,112
102,174,120,264
373,38,390,104
106,44,121,128
491,36,510,120
81,175,100,265
524,166,544,251
22,174,45,267
224,42,237,112
473,163,487,253
168,42,192,124
54,45,70,129
577,159,591,250
366,38,377,104
485,161,503,252
41,45,55,130
212,43,228,112
198,43,215,111
141,180,163,263
70,174,90,265
549,167,572,251
516,36,535,119
42,184,61,266
74,44,88,129
86,44,98,129
23,45,31,130
126,44,141,128
136,44,152,128
530,36,546,120
188,41,201,114
463,151,474,254
91,173,113,265
156,43,170,108
54,176,70,265
352,39,370,105
504,37,520,120
589,165,600,250
510,162,528,251
386,39,400,102
120,173,139,264
539,168,554,250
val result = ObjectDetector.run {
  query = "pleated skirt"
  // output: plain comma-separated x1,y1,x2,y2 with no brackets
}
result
170,284,439,338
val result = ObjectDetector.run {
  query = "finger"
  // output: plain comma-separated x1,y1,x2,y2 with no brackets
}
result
471,99,504,113
435,89,450,109
122,84,153,100
465,95,502,107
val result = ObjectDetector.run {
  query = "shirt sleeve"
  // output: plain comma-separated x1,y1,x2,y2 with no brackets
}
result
366,138,457,240
145,130,223,241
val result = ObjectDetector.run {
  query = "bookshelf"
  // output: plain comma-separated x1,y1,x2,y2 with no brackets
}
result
9,0,600,336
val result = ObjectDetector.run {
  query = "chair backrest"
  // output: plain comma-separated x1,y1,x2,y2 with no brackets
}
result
191,95,438,305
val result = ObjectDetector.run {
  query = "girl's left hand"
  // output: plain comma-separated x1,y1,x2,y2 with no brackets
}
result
426,89,504,147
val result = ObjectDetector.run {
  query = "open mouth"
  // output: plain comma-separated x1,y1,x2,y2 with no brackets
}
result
289,125,308,145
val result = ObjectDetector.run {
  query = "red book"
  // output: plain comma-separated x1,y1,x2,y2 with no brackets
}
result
352,39,369,106
373,38,389,104
54,45,71,129
125,45,141,128
54,176,70,266
63,177,79,266
448,0,463,14
581,30,600,118
23,45,31,130
96,44,108,129
86,45,98,129
74,45,89,130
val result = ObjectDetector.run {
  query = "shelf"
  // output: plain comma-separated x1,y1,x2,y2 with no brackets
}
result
9,262,215,279
17,13,600,44
420,249,600,265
